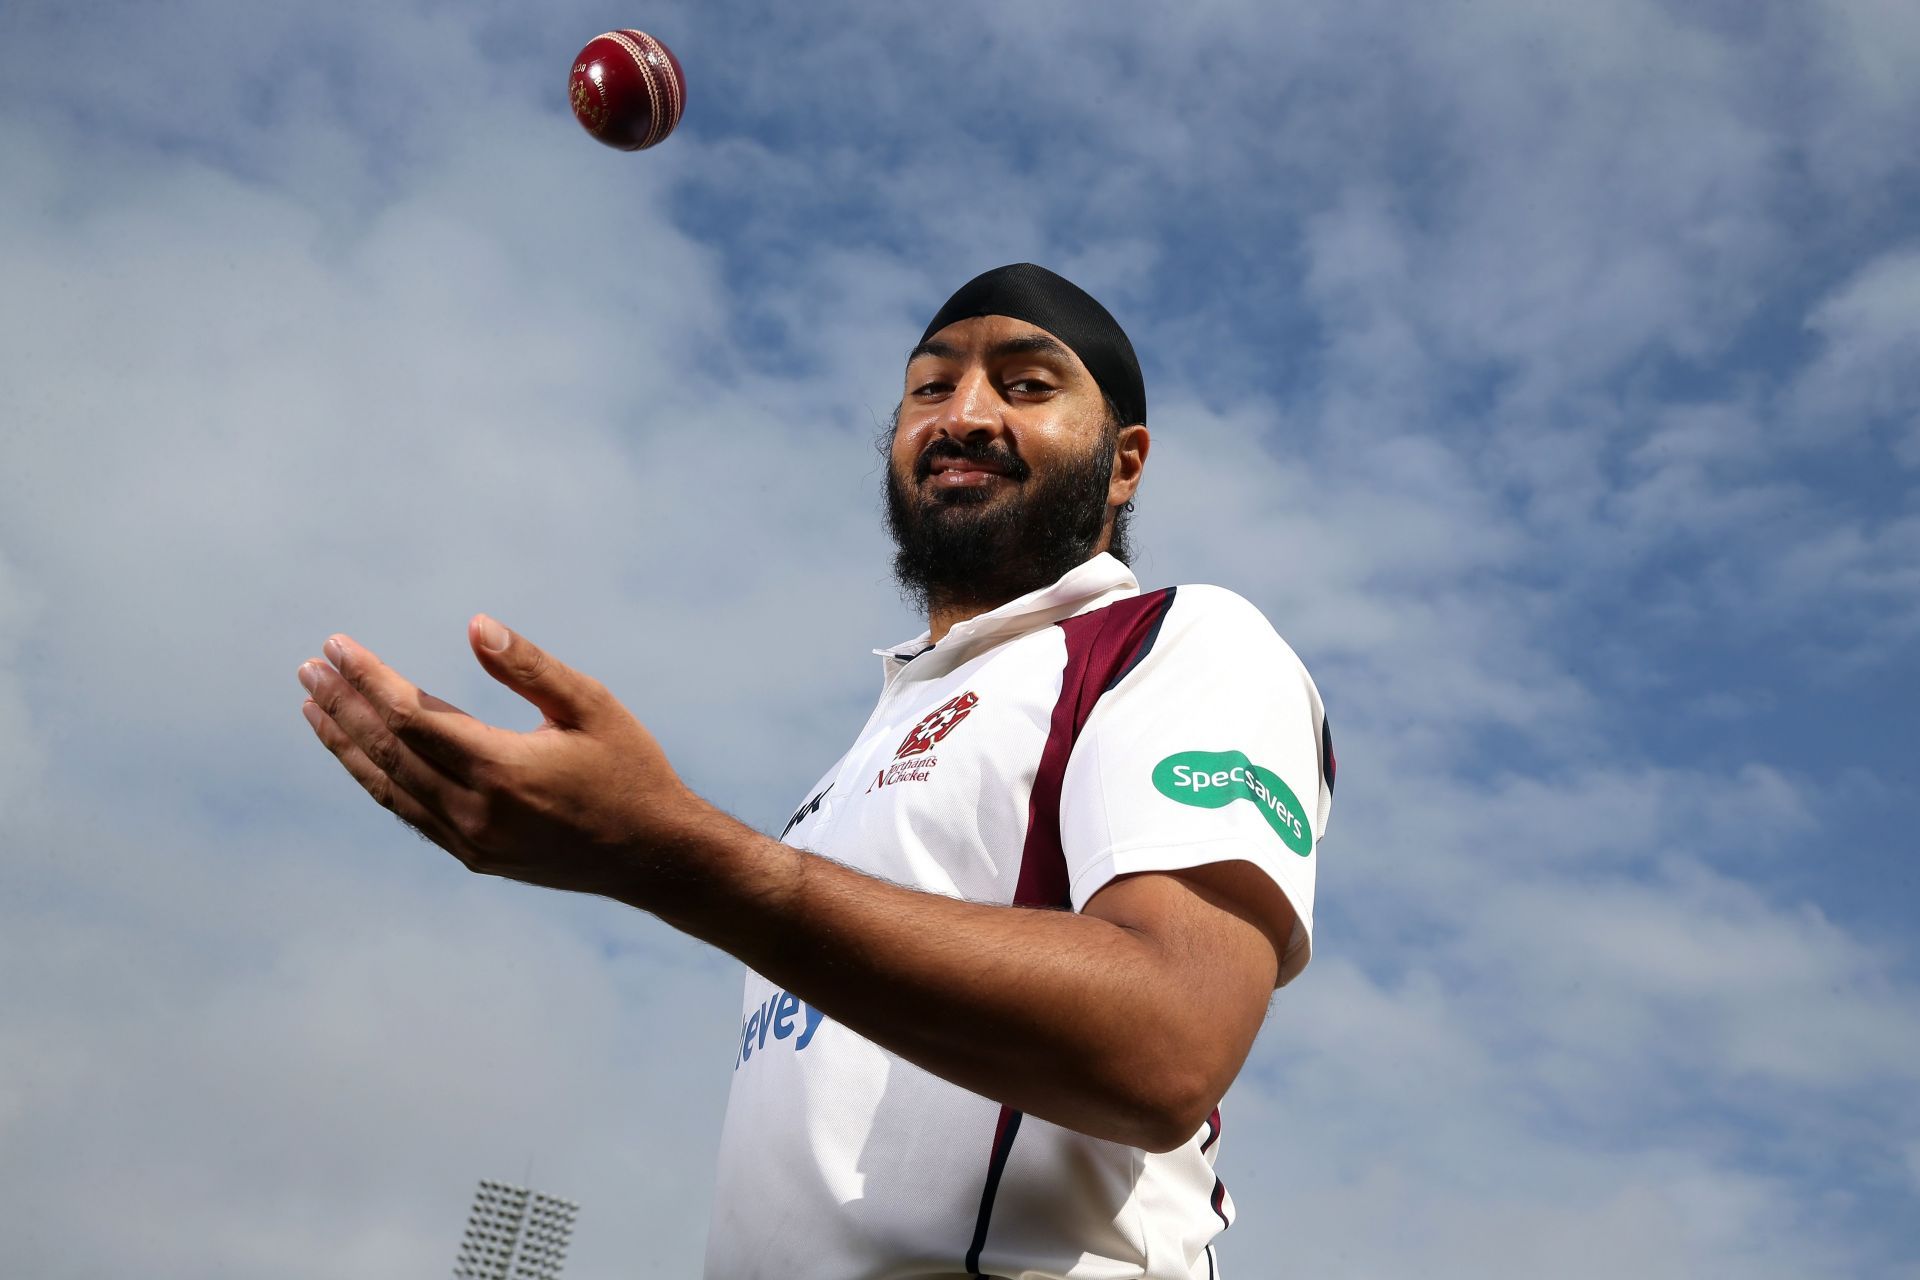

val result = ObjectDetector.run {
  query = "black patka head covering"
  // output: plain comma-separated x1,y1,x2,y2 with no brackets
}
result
919,263,1146,426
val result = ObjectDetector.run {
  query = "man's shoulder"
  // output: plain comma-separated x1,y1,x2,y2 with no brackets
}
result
1164,581,1266,620
1102,583,1319,690
1130,582,1287,644
1077,580,1264,621
1063,578,1315,684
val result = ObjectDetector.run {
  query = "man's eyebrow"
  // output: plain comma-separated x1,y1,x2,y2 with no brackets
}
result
988,334,1076,364
905,334,1077,366
907,338,965,364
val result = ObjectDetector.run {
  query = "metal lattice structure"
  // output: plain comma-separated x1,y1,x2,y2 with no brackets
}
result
452,1179,579,1280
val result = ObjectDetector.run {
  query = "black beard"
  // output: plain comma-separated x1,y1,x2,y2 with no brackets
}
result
885,430,1117,618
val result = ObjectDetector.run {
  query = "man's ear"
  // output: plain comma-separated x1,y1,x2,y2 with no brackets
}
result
1111,424,1150,506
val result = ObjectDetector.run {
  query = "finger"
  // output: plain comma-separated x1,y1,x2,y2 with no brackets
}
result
300,657,471,808
301,698,469,859
319,634,509,784
468,614,606,730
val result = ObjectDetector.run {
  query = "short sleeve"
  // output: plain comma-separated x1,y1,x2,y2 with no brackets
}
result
1058,586,1332,986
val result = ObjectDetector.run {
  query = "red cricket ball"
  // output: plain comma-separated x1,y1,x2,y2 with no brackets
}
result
568,30,686,151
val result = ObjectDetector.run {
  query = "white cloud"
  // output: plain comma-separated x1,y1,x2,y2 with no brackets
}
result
1,794,739,1277
1793,247,1920,462
0,550,49,824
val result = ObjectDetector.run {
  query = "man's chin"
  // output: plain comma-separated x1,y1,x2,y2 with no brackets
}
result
930,491,998,510
916,483,1005,512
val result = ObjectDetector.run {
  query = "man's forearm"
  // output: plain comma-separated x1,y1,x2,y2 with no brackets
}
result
294,615,1270,1148
614,798,1238,1152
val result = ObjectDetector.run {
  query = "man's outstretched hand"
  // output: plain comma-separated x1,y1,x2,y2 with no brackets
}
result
296,618,1285,1151
297,615,701,900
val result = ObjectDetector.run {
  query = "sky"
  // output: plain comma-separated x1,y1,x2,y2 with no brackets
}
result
1,0,1917,1276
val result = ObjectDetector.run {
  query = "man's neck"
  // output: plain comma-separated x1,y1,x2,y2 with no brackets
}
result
923,541,1115,644
925,561,1078,643
926,593,1007,645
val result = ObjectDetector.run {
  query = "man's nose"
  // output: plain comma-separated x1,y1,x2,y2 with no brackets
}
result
936,369,1002,441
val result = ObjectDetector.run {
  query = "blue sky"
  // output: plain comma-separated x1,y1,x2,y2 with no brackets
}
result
2,1,1917,1275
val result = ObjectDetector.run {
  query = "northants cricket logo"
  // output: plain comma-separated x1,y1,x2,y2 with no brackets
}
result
1153,749,1315,856
868,691,978,792
896,691,978,758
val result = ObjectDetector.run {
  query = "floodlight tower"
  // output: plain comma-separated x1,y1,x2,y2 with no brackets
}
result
452,1178,579,1280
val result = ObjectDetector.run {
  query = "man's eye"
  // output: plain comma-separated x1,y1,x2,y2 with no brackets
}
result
1007,379,1055,394
913,381,951,396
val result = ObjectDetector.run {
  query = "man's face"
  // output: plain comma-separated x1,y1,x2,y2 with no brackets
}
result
885,315,1143,613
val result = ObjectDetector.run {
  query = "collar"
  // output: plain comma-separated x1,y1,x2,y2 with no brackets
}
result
873,553,1141,677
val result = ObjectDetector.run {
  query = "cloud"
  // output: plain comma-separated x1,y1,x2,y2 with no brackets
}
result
1792,246,1920,462
1,790,739,1277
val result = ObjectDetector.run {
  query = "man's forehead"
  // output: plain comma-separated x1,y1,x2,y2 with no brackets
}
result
907,316,1089,374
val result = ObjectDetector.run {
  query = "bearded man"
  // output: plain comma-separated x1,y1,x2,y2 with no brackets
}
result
297,263,1335,1279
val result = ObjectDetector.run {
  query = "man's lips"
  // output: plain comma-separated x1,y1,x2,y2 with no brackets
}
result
925,460,1009,488
925,462,1006,487
919,452,1020,487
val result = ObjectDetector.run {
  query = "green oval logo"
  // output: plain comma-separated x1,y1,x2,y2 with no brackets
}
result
1152,750,1314,857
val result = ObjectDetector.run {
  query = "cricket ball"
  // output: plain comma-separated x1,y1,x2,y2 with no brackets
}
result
568,30,686,151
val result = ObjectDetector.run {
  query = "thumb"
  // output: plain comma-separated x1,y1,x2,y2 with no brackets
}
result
469,614,602,729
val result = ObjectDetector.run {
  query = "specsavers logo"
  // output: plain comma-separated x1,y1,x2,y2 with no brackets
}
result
1153,750,1314,857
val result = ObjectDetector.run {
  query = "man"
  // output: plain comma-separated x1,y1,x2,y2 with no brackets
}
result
297,263,1334,1278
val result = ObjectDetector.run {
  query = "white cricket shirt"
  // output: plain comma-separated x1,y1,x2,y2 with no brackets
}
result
705,554,1334,1280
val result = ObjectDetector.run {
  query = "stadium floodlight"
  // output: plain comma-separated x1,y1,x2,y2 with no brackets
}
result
451,1179,580,1280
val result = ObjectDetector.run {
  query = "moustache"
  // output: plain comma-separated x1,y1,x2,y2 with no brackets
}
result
913,438,1032,483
